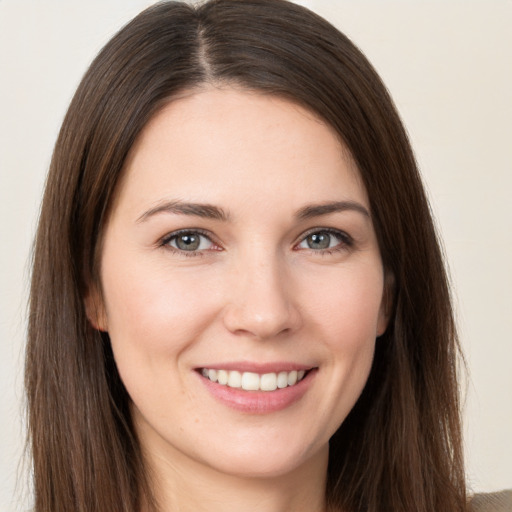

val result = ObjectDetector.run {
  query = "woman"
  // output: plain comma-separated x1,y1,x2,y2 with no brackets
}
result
24,1,509,511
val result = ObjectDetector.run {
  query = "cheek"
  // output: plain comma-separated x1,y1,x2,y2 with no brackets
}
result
301,262,385,344
298,264,383,413
99,262,225,419
100,258,221,368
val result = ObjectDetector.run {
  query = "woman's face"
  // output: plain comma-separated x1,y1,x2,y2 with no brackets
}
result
90,88,388,480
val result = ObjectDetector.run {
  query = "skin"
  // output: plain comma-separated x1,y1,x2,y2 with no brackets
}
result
88,87,389,512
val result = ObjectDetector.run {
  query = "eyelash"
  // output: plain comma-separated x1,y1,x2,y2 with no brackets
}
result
296,228,354,255
159,227,353,258
160,229,218,258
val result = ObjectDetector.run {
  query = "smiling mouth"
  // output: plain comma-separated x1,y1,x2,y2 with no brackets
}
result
199,368,310,392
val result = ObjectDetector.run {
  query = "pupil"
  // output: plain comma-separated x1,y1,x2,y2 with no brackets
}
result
308,232,330,249
177,234,199,251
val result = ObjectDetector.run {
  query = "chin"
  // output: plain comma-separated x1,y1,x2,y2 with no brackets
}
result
199,440,328,481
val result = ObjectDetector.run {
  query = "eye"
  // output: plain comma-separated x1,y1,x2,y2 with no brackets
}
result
162,230,217,254
296,229,352,252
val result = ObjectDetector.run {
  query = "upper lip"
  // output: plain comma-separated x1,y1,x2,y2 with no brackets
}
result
195,361,315,373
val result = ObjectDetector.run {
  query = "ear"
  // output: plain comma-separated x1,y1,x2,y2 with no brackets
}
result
377,272,395,337
84,285,108,332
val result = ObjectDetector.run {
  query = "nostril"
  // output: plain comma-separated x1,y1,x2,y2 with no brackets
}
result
222,299,302,340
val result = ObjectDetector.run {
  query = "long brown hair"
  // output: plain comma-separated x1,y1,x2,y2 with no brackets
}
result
26,1,467,511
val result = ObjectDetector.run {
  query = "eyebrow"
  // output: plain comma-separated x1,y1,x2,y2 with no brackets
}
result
137,200,229,223
136,199,370,223
295,201,370,220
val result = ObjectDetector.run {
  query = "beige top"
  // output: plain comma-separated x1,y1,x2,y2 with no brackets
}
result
471,490,512,511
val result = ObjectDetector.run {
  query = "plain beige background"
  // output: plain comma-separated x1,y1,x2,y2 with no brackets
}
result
1,1,510,510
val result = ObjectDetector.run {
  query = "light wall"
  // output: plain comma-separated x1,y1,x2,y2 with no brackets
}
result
0,1,510,509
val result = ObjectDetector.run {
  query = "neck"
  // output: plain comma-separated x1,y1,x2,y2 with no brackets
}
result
141,433,330,512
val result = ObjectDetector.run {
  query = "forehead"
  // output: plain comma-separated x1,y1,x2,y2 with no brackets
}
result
114,87,368,217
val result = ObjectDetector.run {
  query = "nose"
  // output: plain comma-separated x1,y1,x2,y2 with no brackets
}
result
222,252,302,340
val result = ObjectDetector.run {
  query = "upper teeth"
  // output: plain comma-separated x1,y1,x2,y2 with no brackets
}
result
201,368,307,392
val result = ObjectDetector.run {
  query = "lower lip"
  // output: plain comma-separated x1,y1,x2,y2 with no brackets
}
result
197,370,317,414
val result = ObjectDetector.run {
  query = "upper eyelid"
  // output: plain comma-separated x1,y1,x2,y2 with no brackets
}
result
295,227,352,244
299,226,349,237
160,228,215,244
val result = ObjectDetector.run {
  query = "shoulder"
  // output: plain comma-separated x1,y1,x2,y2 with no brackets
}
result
470,490,512,512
